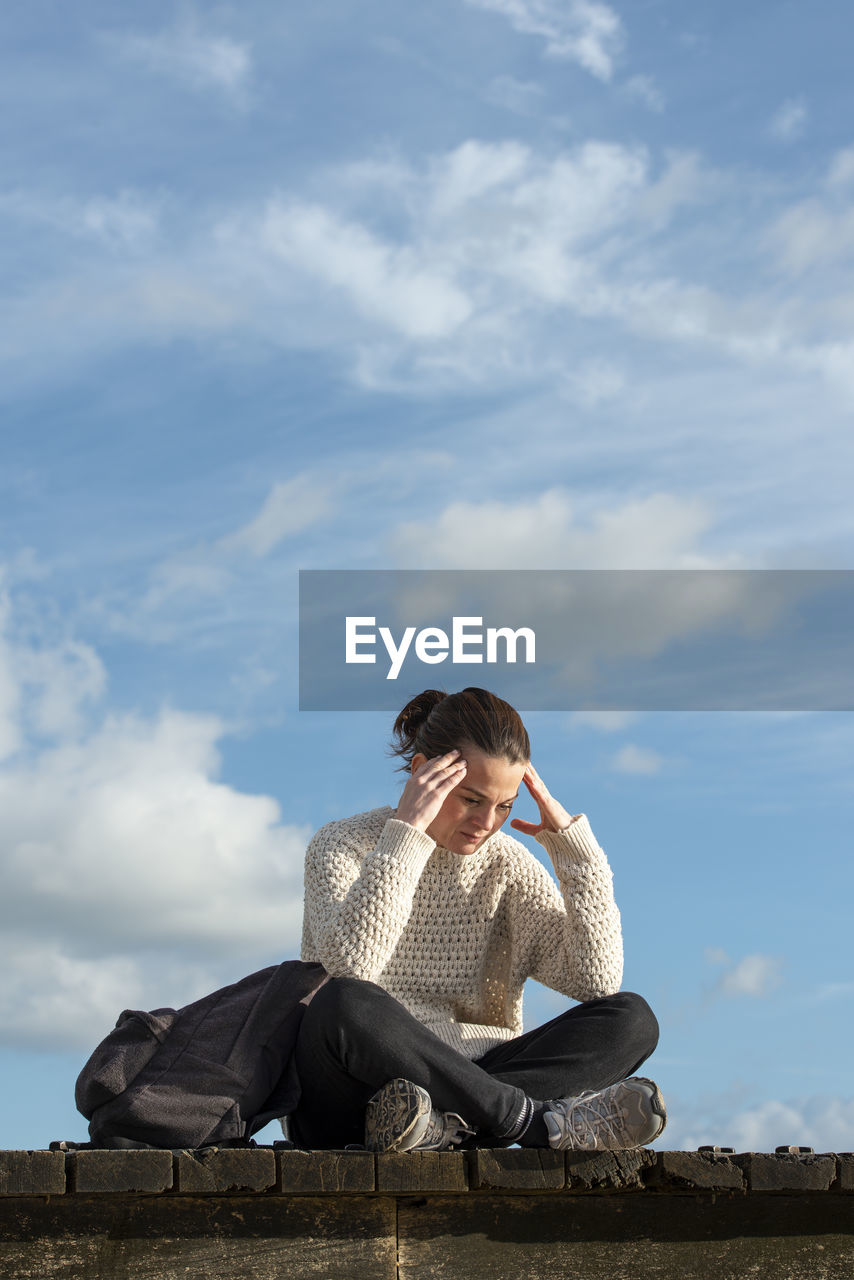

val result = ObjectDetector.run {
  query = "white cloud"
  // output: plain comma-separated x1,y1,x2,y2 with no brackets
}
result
144,472,336,610
768,198,854,275
217,138,831,399
670,1094,854,1153
0,189,161,251
259,200,472,340
384,491,805,705
79,192,161,249
483,75,546,116
0,706,309,1049
769,97,808,143
426,139,532,218
218,477,335,557
0,591,107,756
15,640,107,740
0,592,309,1050
561,358,626,406
623,74,665,113
0,138,767,397
815,981,854,1001
0,941,150,1051
463,0,625,80
793,340,854,402
827,145,854,189
720,954,784,997
0,594,21,762
0,709,306,950
611,743,662,775
107,19,251,102
708,952,784,998
143,554,233,610
0,261,238,395
389,489,718,569
5,135,854,408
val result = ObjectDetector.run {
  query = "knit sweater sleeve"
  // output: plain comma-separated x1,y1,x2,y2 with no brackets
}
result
512,815,624,1001
302,812,436,982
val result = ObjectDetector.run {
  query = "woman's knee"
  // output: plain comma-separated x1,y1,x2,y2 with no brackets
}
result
302,975,388,1042
607,991,659,1057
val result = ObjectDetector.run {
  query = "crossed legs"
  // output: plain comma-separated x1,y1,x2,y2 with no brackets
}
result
290,977,659,1149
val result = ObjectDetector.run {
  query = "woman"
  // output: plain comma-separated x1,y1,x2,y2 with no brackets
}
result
291,687,665,1152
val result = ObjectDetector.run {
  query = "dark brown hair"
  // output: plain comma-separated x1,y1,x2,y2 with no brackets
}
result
390,688,530,771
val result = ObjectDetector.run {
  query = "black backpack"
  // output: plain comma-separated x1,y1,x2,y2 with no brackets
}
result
75,959,328,1148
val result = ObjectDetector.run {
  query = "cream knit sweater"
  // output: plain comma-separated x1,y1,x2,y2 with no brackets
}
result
300,805,623,1060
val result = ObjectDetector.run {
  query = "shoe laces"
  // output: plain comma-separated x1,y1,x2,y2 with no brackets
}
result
554,1088,635,1149
419,1109,476,1151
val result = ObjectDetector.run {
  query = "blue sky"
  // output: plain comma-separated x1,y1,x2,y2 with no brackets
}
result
2,0,853,1152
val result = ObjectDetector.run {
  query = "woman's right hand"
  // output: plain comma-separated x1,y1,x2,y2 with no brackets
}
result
395,750,467,834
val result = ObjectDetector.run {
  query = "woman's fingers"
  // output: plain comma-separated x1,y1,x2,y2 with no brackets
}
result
397,751,466,831
414,749,464,778
522,763,547,804
430,760,468,797
520,762,574,832
523,763,542,789
416,751,467,792
524,762,552,796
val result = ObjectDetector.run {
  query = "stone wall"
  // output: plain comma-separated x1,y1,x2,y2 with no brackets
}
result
1,1147,853,1279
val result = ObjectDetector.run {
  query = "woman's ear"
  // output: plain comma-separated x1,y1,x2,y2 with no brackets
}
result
411,753,427,774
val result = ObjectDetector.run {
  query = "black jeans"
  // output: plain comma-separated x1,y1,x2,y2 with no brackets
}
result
290,977,659,1149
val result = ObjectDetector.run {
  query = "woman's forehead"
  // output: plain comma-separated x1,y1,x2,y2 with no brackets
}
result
457,747,526,797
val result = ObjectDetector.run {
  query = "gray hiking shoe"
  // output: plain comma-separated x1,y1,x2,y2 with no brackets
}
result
543,1077,667,1150
364,1078,475,1153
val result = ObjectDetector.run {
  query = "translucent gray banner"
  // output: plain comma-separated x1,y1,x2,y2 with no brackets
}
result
298,570,854,711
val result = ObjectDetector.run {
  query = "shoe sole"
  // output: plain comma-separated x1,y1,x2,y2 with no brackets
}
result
364,1078,431,1153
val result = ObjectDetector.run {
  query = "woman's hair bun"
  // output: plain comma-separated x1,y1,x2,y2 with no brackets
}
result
392,690,447,754
389,686,529,771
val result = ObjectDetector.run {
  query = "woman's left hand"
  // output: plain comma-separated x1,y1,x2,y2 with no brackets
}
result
510,763,576,836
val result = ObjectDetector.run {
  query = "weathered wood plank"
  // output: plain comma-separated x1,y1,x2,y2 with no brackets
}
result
398,1193,854,1280
277,1149,375,1193
837,1155,854,1191
564,1147,655,1191
0,1151,66,1197
469,1148,564,1191
649,1151,744,1193
738,1153,837,1192
0,1194,396,1280
70,1150,173,1194
376,1151,467,1193
173,1148,277,1194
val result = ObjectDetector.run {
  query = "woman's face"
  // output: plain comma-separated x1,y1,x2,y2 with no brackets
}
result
411,745,528,855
